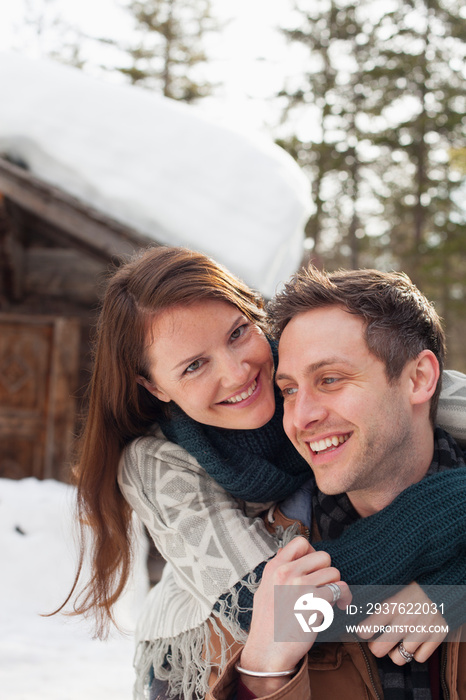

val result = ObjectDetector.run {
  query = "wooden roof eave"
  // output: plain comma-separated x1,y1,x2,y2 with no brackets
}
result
0,156,159,261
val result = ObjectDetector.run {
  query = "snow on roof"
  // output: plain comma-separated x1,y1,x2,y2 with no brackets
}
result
0,52,311,297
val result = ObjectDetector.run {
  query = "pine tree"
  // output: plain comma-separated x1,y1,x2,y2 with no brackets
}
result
17,0,85,68
276,0,466,285
277,0,383,269
366,0,466,304
114,0,217,102
276,0,466,369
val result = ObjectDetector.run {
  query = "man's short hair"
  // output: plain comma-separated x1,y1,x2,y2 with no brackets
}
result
269,266,445,422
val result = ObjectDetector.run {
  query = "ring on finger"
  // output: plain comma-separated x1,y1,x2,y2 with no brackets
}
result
397,642,414,663
325,582,341,603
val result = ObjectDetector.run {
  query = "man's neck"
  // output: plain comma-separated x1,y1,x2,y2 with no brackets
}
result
348,429,435,518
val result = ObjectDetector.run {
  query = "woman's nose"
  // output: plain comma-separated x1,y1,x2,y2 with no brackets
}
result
219,351,249,388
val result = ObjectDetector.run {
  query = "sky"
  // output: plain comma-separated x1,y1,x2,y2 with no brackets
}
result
0,0,304,134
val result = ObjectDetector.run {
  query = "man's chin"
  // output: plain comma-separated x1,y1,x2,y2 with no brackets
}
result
316,484,345,496
313,471,349,496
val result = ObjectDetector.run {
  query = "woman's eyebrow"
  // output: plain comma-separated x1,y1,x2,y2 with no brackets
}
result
226,314,248,334
173,352,205,371
172,315,246,371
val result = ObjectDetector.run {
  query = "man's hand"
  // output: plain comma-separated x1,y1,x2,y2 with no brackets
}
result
357,582,449,664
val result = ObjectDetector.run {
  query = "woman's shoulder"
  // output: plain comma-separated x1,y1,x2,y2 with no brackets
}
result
118,424,224,515
118,425,214,523
121,424,206,475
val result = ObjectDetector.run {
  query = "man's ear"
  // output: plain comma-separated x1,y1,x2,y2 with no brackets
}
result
136,375,171,403
409,350,440,406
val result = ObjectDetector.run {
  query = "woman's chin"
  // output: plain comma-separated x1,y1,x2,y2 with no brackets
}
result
252,403,276,428
230,399,276,430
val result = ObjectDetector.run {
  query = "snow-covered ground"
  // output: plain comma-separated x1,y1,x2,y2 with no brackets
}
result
0,477,148,700
0,52,311,298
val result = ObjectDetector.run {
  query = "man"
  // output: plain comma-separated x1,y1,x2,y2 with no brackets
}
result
210,267,466,700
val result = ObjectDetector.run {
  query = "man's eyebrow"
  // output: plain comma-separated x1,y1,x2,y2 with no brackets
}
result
276,358,350,382
172,314,246,371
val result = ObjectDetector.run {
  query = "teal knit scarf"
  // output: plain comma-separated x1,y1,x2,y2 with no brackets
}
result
158,342,310,502
313,428,466,700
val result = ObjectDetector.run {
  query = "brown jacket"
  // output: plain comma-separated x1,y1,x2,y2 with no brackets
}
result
208,506,466,700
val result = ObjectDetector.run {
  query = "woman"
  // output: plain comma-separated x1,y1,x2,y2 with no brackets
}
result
66,246,466,700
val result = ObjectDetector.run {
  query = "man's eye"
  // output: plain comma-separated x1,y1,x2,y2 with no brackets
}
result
230,324,248,340
281,387,297,396
323,377,338,385
185,359,204,373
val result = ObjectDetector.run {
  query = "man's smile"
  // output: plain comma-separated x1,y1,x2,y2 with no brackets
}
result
308,432,351,455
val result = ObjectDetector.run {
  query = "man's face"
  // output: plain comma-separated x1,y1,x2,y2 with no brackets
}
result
276,306,415,505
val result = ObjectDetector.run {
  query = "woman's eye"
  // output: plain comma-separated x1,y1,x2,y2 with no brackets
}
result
230,324,248,340
185,359,204,374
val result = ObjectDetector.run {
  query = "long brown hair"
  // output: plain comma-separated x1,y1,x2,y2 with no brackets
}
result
64,246,267,636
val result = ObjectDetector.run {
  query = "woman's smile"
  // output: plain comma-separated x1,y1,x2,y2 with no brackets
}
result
139,299,276,429
220,375,258,404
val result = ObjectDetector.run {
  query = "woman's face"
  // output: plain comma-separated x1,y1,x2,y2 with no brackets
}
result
139,299,276,430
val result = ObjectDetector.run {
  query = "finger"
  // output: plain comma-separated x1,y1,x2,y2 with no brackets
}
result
300,566,341,587
367,633,444,664
389,641,418,666
411,639,443,664
276,536,316,562
264,538,315,579
358,613,404,647
315,581,352,609
336,582,352,610
274,551,333,584
368,637,400,658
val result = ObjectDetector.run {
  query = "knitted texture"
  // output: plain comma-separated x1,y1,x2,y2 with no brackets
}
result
220,429,466,631
312,427,466,700
313,429,466,597
314,467,466,592
158,342,310,502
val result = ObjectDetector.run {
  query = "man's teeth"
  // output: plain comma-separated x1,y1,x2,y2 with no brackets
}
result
310,434,350,454
224,379,257,404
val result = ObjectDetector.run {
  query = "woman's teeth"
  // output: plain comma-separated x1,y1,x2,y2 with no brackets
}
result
310,434,350,454
224,379,257,404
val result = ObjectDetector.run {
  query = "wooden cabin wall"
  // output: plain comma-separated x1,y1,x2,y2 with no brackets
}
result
0,195,112,482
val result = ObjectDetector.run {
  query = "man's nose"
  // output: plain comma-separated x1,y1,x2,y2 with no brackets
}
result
292,390,328,431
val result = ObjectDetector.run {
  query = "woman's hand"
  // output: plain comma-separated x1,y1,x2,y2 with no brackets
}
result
358,582,449,665
239,536,350,696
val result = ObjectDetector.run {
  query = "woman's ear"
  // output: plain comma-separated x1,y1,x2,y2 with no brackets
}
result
409,350,440,406
136,376,171,403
